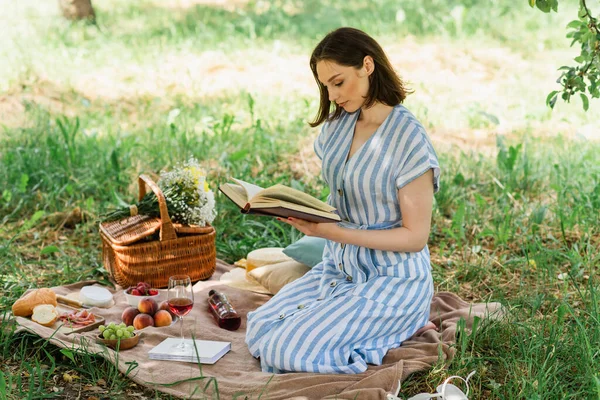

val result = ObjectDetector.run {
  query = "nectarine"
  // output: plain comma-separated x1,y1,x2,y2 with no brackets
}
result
154,310,173,327
121,307,140,326
158,300,176,318
138,298,158,315
133,313,154,330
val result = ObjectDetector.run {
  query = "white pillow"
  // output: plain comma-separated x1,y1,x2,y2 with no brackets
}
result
248,260,310,294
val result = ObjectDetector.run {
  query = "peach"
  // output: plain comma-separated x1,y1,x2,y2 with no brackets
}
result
133,313,154,330
138,298,158,315
121,307,140,326
158,300,176,318
154,310,173,327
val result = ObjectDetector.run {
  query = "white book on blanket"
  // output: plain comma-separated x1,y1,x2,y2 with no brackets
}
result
148,338,231,364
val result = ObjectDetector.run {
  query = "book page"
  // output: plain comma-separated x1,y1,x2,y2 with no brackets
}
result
219,183,249,209
247,201,341,222
231,178,265,200
253,184,335,213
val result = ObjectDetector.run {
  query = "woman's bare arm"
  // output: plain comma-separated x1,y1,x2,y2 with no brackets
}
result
279,169,434,253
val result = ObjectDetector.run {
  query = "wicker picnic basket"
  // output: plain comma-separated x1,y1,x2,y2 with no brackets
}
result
99,174,216,288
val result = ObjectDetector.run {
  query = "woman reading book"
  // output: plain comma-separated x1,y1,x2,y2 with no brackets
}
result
245,27,441,374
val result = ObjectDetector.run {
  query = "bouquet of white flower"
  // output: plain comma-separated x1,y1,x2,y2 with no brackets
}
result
101,158,217,227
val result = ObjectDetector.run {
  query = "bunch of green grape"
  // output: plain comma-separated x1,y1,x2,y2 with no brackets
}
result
99,322,135,340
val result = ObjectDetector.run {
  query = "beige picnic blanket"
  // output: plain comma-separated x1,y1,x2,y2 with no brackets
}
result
14,260,503,399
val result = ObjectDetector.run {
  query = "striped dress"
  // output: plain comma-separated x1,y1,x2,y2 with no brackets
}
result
245,104,441,374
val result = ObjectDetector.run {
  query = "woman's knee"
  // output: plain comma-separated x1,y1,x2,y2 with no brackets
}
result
258,329,324,372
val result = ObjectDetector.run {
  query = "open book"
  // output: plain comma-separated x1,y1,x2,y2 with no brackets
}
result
219,178,341,223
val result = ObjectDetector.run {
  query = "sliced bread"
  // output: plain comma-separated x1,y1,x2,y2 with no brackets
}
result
31,304,59,327
12,288,57,317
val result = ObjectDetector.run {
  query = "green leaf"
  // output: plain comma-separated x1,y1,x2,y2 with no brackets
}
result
531,206,547,225
574,55,587,63
574,76,586,91
228,149,249,161
110,149,120,172
453,172,465,186
580,93,589,111
550,0,558,12
566,20,584,29
0,370,7,397
112,190,131,208
85,196,95,211
56,117,69,145
2,190,11,203
20,210,46,232
556,303,569,325
65,184,74,196
41,245,60,255
536,0,552,12
18,174,29,194
71,117,80,144
528,0,536,7
60,349,75,363
546,90,559,108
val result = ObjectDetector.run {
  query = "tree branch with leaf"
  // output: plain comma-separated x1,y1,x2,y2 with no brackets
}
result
530,0,599,110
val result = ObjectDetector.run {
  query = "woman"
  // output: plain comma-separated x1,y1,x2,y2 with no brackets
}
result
245,27,441,374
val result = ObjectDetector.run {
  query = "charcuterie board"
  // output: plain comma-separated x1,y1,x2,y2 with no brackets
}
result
49,303,105,335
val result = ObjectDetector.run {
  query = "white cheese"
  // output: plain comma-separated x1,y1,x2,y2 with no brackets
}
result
80,286,113,307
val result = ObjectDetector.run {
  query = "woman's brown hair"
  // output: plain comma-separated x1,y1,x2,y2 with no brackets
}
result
309,27,412,127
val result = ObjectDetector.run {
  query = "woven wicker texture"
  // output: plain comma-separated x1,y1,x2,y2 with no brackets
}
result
100,215,161,246
100,174,216,288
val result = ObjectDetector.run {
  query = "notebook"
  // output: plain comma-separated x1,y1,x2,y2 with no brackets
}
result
148,338,231,364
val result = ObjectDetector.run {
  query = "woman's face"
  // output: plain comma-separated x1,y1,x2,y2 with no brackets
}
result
316,59,371,113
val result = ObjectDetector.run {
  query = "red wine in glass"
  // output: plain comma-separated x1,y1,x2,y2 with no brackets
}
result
167,275,194,350
168,297,194,317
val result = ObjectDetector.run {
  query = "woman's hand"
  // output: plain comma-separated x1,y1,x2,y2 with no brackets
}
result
276,217,339,240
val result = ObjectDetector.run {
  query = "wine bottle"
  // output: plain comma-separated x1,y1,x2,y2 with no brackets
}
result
207,290,241,331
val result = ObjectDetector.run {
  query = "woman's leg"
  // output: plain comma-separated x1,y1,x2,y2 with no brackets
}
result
246,265,323,358
252,276,433,374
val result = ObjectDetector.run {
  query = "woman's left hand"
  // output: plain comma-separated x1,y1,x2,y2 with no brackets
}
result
276,217,338,239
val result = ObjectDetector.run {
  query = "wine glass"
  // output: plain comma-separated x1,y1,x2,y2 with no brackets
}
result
167,275,194,350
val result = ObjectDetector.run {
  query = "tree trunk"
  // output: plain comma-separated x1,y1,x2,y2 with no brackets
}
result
58,0,96,21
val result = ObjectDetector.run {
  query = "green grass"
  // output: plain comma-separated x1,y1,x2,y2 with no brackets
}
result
1,0,600,398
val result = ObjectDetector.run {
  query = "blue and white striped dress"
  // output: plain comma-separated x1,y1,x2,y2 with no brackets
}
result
246,104,441,374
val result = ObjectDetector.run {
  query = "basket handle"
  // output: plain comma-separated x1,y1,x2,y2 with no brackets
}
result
138,174,177,241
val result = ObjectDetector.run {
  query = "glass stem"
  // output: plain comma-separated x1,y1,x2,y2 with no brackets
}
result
179,315,185,346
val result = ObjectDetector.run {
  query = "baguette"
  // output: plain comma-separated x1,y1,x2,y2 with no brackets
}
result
12,288,58,317
31,304,59,327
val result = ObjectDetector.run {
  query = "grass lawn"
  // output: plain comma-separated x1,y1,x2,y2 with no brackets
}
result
1,0,599,398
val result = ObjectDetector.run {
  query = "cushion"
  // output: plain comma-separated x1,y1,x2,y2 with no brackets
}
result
246,247,292,274
282,236,326,268
248,260,311,294
219,267,272,295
